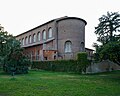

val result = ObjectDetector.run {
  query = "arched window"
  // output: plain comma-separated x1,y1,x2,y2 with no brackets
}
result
22,38,24,45
33,34,36,42
64,41,72,53
29,35,32,43
37,32,40,41
25,36,28,45
81,42,84,51
48,27,52,38
19,39,21,42
19,39,21,44
42,30,46,40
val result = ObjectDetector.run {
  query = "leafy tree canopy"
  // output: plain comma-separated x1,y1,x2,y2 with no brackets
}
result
94,12,120,65
95,42,120,65
95,12,120,45
0,29,30,74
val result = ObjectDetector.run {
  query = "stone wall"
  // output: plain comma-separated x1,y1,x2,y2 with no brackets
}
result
86,60,120,73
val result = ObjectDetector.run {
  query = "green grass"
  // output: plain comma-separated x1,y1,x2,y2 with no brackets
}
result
0,70,120,96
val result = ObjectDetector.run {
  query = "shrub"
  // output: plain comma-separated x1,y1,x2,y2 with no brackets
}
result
0,31,30,75
32,60,90,73
3,55,31,75
31,52,90,73
77,52,89,72
31,60,79,72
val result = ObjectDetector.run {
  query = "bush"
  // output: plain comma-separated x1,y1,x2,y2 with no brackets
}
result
31,52,90,73
77,52,89,72
31,60,79,72
3,56,31,75
0,31,31,75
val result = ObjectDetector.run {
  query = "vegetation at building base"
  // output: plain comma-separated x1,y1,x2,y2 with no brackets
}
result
93,12,120,65
77,52,89,72
94,42,120,64
0,70,120,96
0,30,30,75
32,52,90,73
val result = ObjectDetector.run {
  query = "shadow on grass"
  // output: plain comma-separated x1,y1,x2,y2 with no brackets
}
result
85,70,120,83
0,93,8,96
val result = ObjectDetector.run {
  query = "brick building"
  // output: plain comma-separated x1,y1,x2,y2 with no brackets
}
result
16,16,90,61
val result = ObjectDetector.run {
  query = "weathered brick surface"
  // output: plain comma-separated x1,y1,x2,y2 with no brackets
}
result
57,19,86,59
16,17,87,60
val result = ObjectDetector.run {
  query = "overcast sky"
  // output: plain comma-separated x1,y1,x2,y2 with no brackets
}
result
0,0,120,49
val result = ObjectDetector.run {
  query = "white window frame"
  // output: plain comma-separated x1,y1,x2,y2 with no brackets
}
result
42,30,46,40
22,38,24,45
64,41,72,53
48,28,52,38
25,36,28,45
29,35,32,43
37,32,40,41
33,34,36,43
19,39,21,44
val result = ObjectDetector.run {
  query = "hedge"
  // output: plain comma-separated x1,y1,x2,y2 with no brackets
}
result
31,52,90,73
32,60,75,72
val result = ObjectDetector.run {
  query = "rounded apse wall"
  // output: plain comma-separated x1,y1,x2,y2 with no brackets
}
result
57,18,86,59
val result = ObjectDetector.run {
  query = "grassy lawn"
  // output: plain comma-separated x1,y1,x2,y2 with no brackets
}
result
0,70,120,96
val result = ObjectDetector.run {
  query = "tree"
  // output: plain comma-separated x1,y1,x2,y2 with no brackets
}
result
94,12,120,65
0,31,12,64
0,30,30,74
96,42,120,65
95,12,120,45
